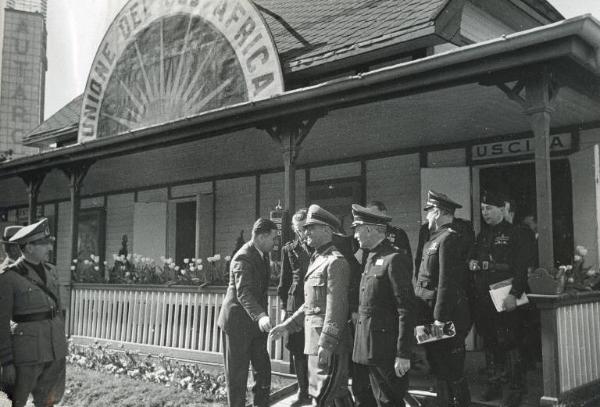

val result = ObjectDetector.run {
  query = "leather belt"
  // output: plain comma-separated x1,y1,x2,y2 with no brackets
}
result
13,308,58,323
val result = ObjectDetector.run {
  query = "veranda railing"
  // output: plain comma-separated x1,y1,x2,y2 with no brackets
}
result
68,284,290,372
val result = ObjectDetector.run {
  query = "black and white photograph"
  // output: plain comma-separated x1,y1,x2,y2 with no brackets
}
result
0,0,600,406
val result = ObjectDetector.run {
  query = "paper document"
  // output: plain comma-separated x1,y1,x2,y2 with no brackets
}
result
415,321,456,344
489,278,529,312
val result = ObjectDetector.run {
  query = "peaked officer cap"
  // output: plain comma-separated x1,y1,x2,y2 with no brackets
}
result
480,190,507,208
9,218,55,244
1,225,23,244
423,190,462,212
304,205,341,231
351,204,392,227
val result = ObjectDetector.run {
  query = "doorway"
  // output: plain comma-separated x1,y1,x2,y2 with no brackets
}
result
479,159,573,266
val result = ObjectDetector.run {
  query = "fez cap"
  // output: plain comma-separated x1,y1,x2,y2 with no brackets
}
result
351,204,391,227
0,225,23,244
304,205,341,231
9,218,55,245
480,190,507,208
423,190,462,212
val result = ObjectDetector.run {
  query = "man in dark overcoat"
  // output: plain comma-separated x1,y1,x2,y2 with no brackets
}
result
351,204,415,407
217,218,278,407
0,219,67,407
278,208,312,406
414,191,471,406
270,205,354,407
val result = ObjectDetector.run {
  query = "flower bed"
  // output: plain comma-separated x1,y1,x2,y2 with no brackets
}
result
66,341,228,400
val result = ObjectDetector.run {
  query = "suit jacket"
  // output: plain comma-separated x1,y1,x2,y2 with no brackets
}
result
352,239,415,365
415,223,470,337
217,242,270,337
286,242,351,356
0,257,67,366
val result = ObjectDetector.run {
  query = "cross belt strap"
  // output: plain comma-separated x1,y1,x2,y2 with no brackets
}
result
13,307,59,323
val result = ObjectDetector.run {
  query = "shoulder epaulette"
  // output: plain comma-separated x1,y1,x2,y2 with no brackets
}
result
447,228,457,234
330,250,344,258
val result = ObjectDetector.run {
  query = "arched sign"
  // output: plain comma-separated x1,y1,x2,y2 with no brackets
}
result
78,0,284,143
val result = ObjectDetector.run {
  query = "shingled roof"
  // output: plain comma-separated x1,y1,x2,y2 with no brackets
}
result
256,0,449,72
25,0,563,146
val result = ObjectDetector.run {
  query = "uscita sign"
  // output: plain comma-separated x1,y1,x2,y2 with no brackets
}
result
471,134,572,162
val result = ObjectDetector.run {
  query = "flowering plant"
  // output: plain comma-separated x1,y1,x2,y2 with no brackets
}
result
108,254,169,285
66,341,227,399
71,255,105,283
559,246,600,292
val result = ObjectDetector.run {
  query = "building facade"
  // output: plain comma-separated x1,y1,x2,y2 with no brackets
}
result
0,5,45,158
6,0,47,20
0,1,600,404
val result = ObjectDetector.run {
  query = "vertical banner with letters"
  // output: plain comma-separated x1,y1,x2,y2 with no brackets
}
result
0,9,45,157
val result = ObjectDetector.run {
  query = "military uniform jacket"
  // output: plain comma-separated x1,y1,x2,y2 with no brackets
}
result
286,242,351,356
331,234,362,314
352,239,415,365
470,220,528,298
277,239,311,313
0,257,67,366
217,242,270,337
415,224,470,335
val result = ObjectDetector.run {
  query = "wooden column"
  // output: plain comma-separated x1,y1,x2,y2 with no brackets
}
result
497,68,559,271
61,162,93,262
525,70,559,272
20,170,48,223
263,115,319,213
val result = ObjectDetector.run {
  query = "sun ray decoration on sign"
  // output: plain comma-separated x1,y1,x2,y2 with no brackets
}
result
79,0,284,142
98,14,245,137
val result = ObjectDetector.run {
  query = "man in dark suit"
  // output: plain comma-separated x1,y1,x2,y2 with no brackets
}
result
415,191,471,407
217,218,278,407
351,204,415,407
278,208,312,406
0,219,67,407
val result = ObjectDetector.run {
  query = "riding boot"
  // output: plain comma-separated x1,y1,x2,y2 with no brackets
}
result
435,379,451,407
291,355,311,406
501,350,526,407
451,378,471,407
480,357,502,401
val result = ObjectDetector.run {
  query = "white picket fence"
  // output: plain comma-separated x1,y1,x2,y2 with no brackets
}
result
68,284,290,371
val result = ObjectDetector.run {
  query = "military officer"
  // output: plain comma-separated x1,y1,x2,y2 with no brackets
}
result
415,191,471,407
217,218,278,407
366,201,412,261
278,208,313,406
270,205,354,407
351,204,415,407
0,218,67,407
0,225,22,399
469,191,528,407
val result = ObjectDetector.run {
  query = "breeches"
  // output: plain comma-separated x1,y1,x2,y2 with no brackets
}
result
222,331,271,407
354,362,408,407
424,336,466,382
473,296,521,351
308,352,353,407
11,358,66,407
